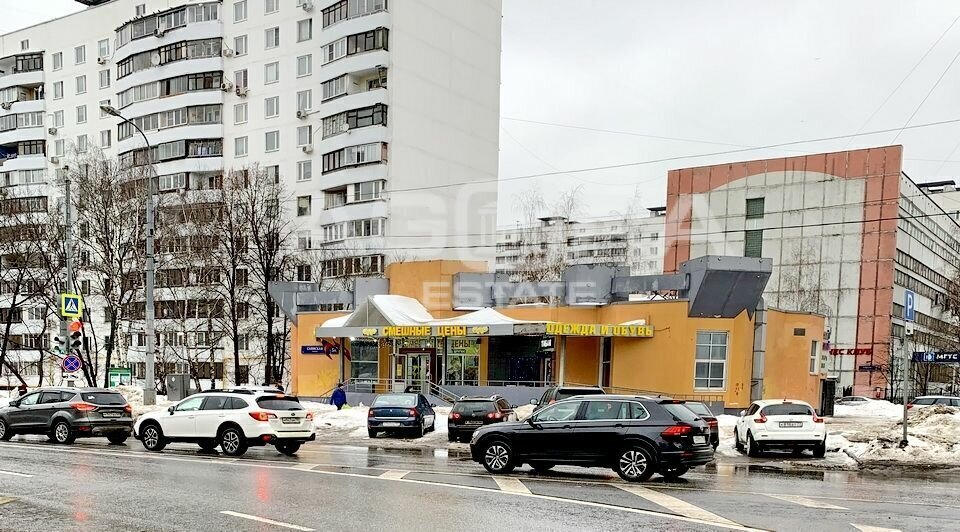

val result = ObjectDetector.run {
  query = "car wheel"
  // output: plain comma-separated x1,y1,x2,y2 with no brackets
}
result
218,426,248,457
140,423,167,452
51,421,76,445
481,439,516,474
107,432,128,445
529,462,554,473
429,420,435,433
734,429,744,453
813,439,826,458
198,440,218,452
746,432,762,457
0,418,12,441
276,441,301,456
418,420,426,438
791,446,804,457
615,446,656,482
660,465,689,480
368,429,378,439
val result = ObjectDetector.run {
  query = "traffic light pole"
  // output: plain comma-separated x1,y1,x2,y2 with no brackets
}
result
61,176,75,385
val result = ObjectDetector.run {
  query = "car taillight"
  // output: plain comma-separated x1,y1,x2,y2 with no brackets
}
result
449,412,461,420
813,415,824,423
907,403,914,410
248,412,276,422
409,408,417,417
756,414,767,424
70,402,97,412
661,425,693,438
305,412,313,421
486,412,503,420
707,419,718,428
123,404,132,414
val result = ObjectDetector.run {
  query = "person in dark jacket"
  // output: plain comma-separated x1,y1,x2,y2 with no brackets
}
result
17,383,27,397
330,383,347,410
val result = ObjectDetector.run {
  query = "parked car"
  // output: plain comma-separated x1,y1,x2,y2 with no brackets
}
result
0,387,132,445
734,399,826,457
834,396,875,406
448,396,517,442
470,395,713,482
367,393,436,438
533,386,605,407
907,395,960,409
682,401,719,449
133,389,315,457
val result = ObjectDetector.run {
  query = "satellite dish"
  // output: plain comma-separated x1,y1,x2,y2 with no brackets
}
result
151,53,162,66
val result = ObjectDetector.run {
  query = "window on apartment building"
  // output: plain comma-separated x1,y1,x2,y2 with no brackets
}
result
264,62,279,84
322,75,346,100
75,45,86,65
744,229,763,258
234,35,248,56
100,130,112,148
354,180,383,202
297,195,311,216
75,75,87,95
234,0,248,22
650,232,659,241
265,27,279,49
53,111,64,128
297,125,312,147
322,223,344,242
265,130,279,152
234,69,248,88
323,0,347,27
265,0,279,14
235,136,248,157
76,105,87,124
52,52,62,71
297,89,312,112
53,81,63,100
98,99,111,118
297,160,312,181
348,218,384,238
297,231,312,250
99,69,111,89
297,19,313,42
54,139,65,157
297,264,312,282
20,40,29,51
695,331,727,390
265,165,279,184
98,39,110,59
234,102,248,124
77,134,88,153
264,96,279,118
296,54,312,77
136,4,146,17
745,197,765,219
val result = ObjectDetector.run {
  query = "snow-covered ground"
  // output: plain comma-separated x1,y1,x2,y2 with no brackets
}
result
833,399,903,419
115,386,174,417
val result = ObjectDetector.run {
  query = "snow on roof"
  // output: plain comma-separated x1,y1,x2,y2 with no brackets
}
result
320,314,350,327
433,307,530,326
335,295,537,327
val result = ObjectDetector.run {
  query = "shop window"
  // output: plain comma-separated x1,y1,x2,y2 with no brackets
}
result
350,340,379,382
694,331,727,390
601,337,612,388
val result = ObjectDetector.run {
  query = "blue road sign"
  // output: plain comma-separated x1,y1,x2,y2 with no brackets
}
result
61,355,82,373
301,345,325,354
913,351,960,363
904,290,916,322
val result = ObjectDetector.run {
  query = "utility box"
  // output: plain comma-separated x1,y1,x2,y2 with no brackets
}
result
166,374,191,401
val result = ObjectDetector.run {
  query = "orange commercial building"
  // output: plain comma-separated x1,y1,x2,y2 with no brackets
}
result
282,260,827,412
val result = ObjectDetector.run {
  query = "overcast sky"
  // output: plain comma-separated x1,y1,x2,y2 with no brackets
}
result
6,1,960,226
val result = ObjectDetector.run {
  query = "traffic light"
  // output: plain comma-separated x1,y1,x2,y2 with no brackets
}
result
69,319,83,350
53,335,66,355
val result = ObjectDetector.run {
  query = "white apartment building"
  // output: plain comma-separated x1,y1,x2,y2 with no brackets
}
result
495,208,666,278
0,0,501,388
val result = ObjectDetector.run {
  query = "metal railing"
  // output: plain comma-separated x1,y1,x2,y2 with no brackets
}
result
565,382,725,404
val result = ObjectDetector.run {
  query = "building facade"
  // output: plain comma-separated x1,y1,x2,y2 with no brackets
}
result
0,0,501,389
495,208,666,279
664,146,960,398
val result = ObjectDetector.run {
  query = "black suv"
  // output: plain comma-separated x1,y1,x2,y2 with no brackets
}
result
0,387,133,445
448,396,517,442
533,386,605,407
470,395,713,482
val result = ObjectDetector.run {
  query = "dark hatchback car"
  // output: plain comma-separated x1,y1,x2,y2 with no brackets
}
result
682,401,719,449
533,386,605,407
0,387,133,445
448,396,517,442
470,395,713,482
367,393,436,438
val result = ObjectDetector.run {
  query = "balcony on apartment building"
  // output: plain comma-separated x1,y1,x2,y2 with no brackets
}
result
0,53,43,92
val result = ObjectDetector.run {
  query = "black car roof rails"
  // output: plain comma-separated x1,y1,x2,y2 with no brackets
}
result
200,388,256,395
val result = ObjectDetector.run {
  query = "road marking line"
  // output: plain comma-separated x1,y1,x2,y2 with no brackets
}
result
0,470,32,478
766,494,847,510
852,525,901,532
378,470,409,480
289,463,317,471
493,476,531,495
619,485,740,526
0,497,16,506
220,511,315,531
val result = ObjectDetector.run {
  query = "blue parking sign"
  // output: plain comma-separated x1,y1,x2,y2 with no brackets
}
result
904,290,915,322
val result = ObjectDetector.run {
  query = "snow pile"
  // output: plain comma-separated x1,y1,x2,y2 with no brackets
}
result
514,404,536,420
833,399,902,419
716,414,738,427
310,404,453,443
841,405,960,467
116,385,173,417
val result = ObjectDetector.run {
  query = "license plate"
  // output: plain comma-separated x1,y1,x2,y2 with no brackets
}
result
382,422,400,427
464,421,482,426
693,435,706,445
101,412,121,418
281,417,299,425
779,421,803,428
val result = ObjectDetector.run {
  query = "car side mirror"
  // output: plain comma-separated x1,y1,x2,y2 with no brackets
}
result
529,399,539,405
738,410,746,417
9,400,18,408
168,406,175,414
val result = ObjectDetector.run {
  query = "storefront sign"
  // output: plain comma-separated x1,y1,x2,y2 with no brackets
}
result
447,337,480,355
544,323,654,338
830,348,873,356
913,351,960,363
301,345,326,354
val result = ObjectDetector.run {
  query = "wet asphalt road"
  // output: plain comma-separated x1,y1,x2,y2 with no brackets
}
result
0,435,958,532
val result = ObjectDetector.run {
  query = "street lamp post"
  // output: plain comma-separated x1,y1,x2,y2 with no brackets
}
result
101,104,156,405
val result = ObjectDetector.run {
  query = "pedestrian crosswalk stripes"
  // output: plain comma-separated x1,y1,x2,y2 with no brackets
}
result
766,493,848,510
618,484,740,526
378,470,410,480
851,525,902,532
493,477,532,495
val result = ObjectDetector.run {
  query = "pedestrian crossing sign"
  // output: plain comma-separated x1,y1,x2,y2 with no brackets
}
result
60,293,83,318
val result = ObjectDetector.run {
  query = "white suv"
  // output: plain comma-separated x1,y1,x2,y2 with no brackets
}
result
734,399,826,458
133,390,316,457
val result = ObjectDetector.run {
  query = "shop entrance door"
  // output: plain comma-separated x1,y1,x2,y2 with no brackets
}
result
392,352,430,392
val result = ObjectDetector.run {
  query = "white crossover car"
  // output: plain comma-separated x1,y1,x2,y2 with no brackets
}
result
734,399,826,458
134,389,316,457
